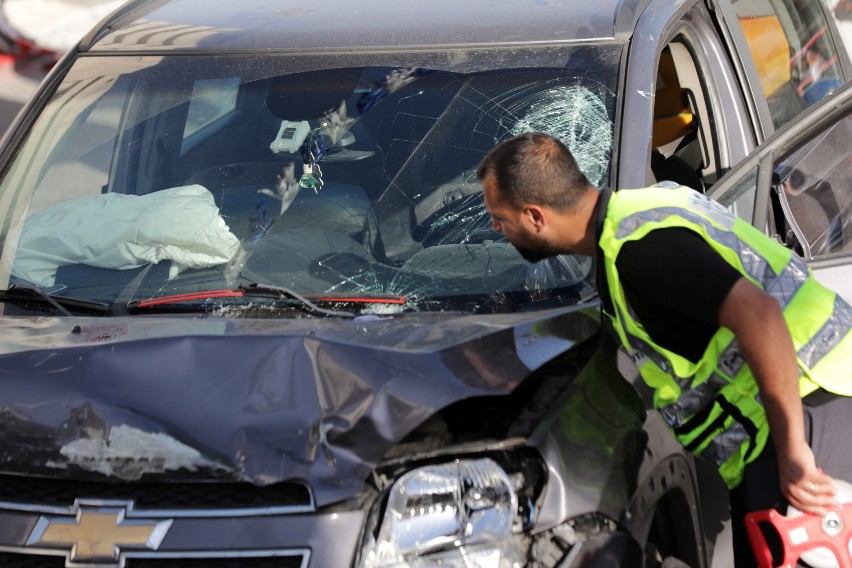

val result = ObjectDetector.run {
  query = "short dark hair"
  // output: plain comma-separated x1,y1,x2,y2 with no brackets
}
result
476,132,592,211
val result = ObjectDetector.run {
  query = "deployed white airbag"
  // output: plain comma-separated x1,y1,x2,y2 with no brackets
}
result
12,185,241,287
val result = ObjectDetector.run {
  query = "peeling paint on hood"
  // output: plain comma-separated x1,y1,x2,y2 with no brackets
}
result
56,424,227,481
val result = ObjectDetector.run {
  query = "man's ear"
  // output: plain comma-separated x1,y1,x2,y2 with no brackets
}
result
524,205,547,232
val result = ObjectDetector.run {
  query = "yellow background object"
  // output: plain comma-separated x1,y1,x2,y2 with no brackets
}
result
653,48,695,148
738,15,792,98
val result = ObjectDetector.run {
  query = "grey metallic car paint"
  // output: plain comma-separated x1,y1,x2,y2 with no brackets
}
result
82,0,628,53
0,307,600,507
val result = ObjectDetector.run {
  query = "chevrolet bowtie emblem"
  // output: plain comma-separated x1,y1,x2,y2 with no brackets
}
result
27,502,172,566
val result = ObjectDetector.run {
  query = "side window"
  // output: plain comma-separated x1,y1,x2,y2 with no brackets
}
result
624,1,752,191
718,166,759,223
182,77,239,141
730,0,845,129
27,80,128,213
651,41,719,192
773,111,852,259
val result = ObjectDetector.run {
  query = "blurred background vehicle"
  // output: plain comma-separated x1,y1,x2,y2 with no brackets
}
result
2,0,125,55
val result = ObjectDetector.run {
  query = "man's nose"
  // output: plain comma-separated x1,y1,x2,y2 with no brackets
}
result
491,219,502,232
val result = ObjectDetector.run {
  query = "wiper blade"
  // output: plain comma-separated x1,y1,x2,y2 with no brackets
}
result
130,290,245,308
130,285,406,318
0,285,110,316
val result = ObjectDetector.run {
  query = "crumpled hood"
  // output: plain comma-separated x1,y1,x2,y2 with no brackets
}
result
0,306,599,506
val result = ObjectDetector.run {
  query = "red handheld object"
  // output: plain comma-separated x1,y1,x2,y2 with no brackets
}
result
745,506,852,568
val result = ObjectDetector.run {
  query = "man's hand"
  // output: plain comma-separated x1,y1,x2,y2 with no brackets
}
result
778,439,836,514
718,278,837,514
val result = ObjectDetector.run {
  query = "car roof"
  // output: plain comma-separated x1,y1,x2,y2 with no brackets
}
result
81,0,646,53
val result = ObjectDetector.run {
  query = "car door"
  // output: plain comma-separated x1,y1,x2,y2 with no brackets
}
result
712,0,852,136
618,0,850,196
709,81,852,303
619,0,756,193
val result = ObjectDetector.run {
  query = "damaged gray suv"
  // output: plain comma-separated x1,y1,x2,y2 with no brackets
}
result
0,0,848,566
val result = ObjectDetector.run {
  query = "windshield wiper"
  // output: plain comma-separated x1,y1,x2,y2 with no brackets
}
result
0,285,110,316
128,285,398,318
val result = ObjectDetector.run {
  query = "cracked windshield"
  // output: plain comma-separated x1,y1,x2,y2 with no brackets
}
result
0,46,618,316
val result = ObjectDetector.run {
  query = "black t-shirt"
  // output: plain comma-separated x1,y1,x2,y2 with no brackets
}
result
613,227,743,362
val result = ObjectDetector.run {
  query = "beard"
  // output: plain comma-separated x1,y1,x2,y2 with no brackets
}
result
510,230,565,263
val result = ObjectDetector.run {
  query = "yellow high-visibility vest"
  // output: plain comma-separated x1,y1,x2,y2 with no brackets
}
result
599,185,852,487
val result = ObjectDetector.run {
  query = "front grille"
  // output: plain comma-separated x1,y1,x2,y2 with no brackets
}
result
0,553,305,568
0,552,64,567
127,558,304,568
0,473,312,511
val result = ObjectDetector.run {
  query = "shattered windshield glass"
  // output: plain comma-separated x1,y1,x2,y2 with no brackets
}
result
0,46,619,316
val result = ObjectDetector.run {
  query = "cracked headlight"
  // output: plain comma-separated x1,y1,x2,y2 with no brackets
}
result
360,457,529,568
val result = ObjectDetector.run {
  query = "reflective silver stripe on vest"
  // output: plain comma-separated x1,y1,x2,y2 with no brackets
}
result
717,339,746,378
659,371,730,429
699,421,749,467
658,337,749,429
799,294,852,369
616,206,768,282
764,255,809,308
